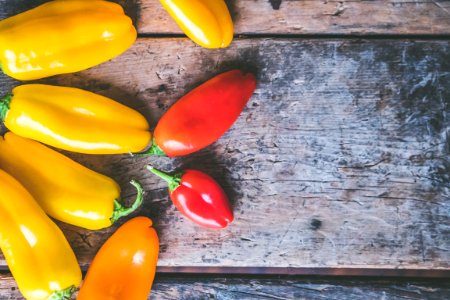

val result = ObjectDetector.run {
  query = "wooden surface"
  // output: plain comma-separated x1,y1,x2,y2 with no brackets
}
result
1,38,448,270
0,0,449,298
136,0,450,35
1,273,450,300
1,1,450,35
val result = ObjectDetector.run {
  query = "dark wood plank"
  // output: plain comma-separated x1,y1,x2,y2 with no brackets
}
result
152,277,450,300
1,273,450,300
1,0,450,36
0,38,448,270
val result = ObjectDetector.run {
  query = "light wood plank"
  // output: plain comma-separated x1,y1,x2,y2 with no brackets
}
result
137,0,450,35
0,38,448,269
1,1,450,35
1,273,450,300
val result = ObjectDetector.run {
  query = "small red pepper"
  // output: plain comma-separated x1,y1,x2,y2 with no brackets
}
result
147,166,234,229
147,70,256,157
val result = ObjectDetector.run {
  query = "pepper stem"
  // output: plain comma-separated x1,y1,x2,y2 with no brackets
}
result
110,180,145,224
0,94,11,122
48,285,76,300
147,165,182,192
140,137,166,156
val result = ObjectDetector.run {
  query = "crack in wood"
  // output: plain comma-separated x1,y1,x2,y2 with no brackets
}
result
77,232,93,248
326,2,347,17
432,0,450,16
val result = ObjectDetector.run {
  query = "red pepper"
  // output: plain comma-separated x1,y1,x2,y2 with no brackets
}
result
147,70,256,157
147,166,234,229
77,217,159,300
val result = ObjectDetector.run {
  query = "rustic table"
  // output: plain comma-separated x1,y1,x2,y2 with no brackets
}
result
1,1,449,299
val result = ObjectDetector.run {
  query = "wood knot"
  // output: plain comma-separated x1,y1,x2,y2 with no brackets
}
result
310,218,322,230
269,0,282,10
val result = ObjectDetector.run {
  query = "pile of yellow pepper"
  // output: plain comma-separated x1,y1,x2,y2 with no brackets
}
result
0,1,241,299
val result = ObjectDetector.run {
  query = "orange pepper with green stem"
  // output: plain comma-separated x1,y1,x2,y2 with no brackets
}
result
77,217,159,300
0,0,137,80
0,169,81,300
0,132,144,230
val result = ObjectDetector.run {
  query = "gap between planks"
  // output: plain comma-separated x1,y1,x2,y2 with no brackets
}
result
1,272,450,300
135,33,450,40
0,266,449,278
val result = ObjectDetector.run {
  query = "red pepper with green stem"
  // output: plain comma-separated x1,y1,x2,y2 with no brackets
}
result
147,166,234,229
146,70,256,157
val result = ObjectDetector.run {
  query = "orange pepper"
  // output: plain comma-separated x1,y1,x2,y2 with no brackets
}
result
77,217,159,300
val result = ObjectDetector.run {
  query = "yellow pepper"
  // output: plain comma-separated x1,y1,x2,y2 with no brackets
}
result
160,0,233,49
0,132,145,230
0,84,151,154
0,169,81,300
0,0,136,81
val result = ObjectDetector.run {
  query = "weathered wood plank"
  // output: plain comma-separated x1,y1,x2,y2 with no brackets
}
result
0,38,448,270
1,273,450,300
137,0,450,35
1,1,450,36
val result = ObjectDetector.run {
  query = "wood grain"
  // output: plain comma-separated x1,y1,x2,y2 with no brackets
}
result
0,38,448,270
1,273,450,300
136,0,450,36
1,0,450,36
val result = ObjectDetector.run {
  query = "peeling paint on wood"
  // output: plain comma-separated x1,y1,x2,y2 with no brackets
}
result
0,38,447,270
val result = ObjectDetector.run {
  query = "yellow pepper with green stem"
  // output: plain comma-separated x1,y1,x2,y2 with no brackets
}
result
0,169,81,300
0,132,145,230
0,0,137,80
160,0,233,48
0,84,151,154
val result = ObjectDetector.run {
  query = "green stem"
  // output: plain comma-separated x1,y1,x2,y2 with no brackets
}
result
110,180,145,224
139,137,166,156
48,285,76,300
147,165,182,192
0,94,11,122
